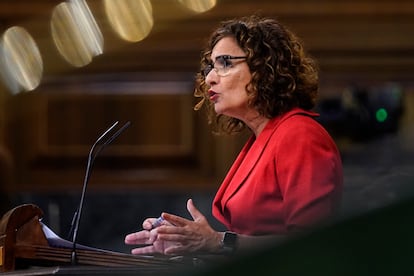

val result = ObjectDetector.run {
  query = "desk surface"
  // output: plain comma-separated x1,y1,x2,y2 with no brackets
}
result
2,265,190,276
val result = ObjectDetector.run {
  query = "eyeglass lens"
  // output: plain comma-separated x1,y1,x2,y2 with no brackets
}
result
203,55,246,77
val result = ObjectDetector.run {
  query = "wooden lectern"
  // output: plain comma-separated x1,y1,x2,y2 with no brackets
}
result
0,204,192,275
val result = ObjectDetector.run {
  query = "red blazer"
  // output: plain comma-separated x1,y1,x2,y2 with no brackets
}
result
212,108,343,235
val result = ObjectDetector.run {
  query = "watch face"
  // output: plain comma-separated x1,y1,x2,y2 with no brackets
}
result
223,231,238,247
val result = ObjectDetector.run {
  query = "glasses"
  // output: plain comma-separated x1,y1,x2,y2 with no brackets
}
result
203,55,247,77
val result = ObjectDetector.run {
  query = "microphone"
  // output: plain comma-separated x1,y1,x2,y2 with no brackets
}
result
70,121,131,265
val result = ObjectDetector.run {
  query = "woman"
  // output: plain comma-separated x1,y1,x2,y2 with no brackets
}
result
125,15,343,256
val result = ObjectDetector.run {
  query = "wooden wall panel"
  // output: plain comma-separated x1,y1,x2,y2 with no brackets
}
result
42,94,193,158
3,79,212,192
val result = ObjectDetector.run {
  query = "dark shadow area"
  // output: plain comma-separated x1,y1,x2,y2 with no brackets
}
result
192,194,414,276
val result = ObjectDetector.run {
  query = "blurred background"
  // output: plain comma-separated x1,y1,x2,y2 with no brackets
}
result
0,0,413,254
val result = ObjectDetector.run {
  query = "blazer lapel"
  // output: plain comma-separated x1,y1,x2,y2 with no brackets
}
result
219,118,279,204
218,108,318,207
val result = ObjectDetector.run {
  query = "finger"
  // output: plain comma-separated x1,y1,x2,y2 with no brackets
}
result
164,243,183,255
157,232,188,243
143,218,158,230
161,212,191,227
186,198,205,222
131,245,156,255
124,231,150,244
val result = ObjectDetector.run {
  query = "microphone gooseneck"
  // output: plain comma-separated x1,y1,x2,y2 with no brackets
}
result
70,121,131,265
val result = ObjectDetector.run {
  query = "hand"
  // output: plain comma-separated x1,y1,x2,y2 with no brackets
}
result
125,199,221,256
124,217,174,255
154,198,221,255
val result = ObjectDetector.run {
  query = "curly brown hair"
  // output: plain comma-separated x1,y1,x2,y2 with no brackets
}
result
193,15,319,135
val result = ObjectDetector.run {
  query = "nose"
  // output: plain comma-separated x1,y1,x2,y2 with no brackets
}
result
204,69,217,86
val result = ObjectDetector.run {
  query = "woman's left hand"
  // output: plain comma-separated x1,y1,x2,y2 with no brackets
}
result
124,217,173,255
126,198,221,255
156,198,221,255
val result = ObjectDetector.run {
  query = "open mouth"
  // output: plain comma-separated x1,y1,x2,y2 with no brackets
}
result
208,90,218,101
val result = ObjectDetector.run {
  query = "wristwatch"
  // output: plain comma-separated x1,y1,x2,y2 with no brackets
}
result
220,231,238,254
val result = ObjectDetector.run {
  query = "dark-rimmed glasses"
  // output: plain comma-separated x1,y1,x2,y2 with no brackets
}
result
203,55,247,77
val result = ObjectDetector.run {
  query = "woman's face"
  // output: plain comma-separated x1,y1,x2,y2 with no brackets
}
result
205,36,253,120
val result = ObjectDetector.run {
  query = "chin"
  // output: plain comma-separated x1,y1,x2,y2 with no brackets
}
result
214,108,227,116
213,105,223,115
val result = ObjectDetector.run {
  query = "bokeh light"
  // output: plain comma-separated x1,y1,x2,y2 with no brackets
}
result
0,26,43,94
51,0,103,67
104,0,153,42
177,0,217,13
375,108,388,123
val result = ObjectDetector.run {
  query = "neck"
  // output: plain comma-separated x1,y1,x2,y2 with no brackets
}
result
244,114,269,137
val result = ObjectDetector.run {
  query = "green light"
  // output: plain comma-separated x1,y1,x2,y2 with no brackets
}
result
376,108,388,122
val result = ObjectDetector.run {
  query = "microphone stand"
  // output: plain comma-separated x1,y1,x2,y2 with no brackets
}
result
70,121,131,265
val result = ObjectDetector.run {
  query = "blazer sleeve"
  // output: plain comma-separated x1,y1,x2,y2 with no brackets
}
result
275,115,343,232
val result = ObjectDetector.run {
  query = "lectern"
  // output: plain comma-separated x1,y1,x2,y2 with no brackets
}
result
0,204,191,275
